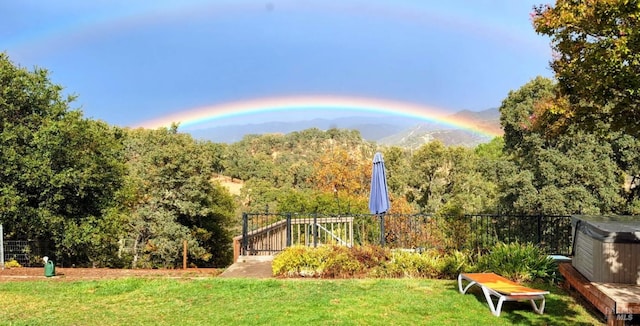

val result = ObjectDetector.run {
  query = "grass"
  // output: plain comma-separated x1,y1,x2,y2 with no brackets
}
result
0,278,602,325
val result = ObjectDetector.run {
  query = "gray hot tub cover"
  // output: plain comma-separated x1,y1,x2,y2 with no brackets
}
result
571,215,640,244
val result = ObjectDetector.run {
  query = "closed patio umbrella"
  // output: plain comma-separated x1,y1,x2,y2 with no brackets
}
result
369,152,390,214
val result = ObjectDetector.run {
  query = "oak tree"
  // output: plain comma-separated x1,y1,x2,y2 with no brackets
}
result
532,0,640,137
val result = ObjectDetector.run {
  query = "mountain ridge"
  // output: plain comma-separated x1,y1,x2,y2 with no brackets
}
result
188,107,502,147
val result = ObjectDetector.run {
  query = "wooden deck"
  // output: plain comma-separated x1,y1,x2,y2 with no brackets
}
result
559,263,640,325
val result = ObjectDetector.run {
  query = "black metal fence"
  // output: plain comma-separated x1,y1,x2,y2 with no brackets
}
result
2,240,42,267
465,214,573,255
240,213,573,256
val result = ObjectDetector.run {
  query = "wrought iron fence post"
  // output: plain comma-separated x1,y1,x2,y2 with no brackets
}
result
313,213,318,248
486,214,492,254
286,213,292,247
469,215,477,254
241,213,248,256
537,213,542,245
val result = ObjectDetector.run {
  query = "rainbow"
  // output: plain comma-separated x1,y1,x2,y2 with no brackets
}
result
134,95,503,138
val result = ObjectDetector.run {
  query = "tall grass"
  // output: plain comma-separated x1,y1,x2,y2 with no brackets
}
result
0,278,601,325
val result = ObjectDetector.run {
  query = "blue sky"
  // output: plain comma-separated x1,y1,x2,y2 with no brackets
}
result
1,1,552,128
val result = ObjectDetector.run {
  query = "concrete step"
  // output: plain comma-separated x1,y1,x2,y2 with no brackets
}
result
218,255,274,278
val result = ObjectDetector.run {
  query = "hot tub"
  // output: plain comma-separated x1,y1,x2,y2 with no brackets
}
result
571,215,640,284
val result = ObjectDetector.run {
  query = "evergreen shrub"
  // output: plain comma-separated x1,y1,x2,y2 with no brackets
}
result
476,242,556,282
271,245,325,277
440,250,473,279
272,245,476,279
374,249,441,278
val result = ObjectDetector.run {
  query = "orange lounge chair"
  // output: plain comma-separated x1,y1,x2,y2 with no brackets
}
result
458,273,549,317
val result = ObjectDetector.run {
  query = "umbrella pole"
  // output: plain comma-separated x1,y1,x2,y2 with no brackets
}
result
379,213,385,246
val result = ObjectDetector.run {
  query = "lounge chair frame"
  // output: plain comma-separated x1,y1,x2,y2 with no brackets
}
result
458,273,549,317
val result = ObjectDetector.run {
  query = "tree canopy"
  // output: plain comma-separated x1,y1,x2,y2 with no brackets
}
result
0,53,127,265
532,0,640,137
120,127,235,268
499,76,629,214
1,54,236,267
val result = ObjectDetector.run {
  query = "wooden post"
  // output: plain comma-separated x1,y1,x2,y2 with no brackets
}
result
183,240,187,270
0,224,4,270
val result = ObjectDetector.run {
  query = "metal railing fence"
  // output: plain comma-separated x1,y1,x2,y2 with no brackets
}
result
1,240,42,267
240,213,573,256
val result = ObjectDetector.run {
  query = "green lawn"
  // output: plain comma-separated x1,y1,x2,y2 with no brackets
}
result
0,278,602,325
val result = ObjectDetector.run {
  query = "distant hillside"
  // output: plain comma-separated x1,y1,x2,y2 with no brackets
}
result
189,108,502,147
189,115,416,143
378,127,494,148
211,174,243,195
378,108,502,147
450,108,503,137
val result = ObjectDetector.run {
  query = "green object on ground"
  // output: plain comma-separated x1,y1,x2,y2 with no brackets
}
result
44,261,55,277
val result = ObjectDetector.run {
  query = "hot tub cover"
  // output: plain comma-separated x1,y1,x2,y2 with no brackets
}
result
571,215,640,243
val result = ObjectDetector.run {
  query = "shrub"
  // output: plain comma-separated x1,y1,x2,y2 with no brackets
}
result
322,246,363,278
371,249,442,278
272,245,325,277
476,242,555,282
274,245,392,278
273,245,477,280
4,259,22,268
349,245,391,268
440,250,474,279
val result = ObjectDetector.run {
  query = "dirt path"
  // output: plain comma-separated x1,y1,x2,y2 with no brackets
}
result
0,267,222,282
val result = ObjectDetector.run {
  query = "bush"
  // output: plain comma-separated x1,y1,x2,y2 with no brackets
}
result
273,245,477,279
349,245,391,268
476,242,555,282
4,259,22,268
272,245,388,278
272,245,325,277
321,246,363,278
374,250,441,278
372,249,475,279
440,250,473,279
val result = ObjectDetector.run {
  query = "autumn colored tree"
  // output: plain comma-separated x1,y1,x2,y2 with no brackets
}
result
308,147,371,213
532,0,640,137
312,147,370,195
